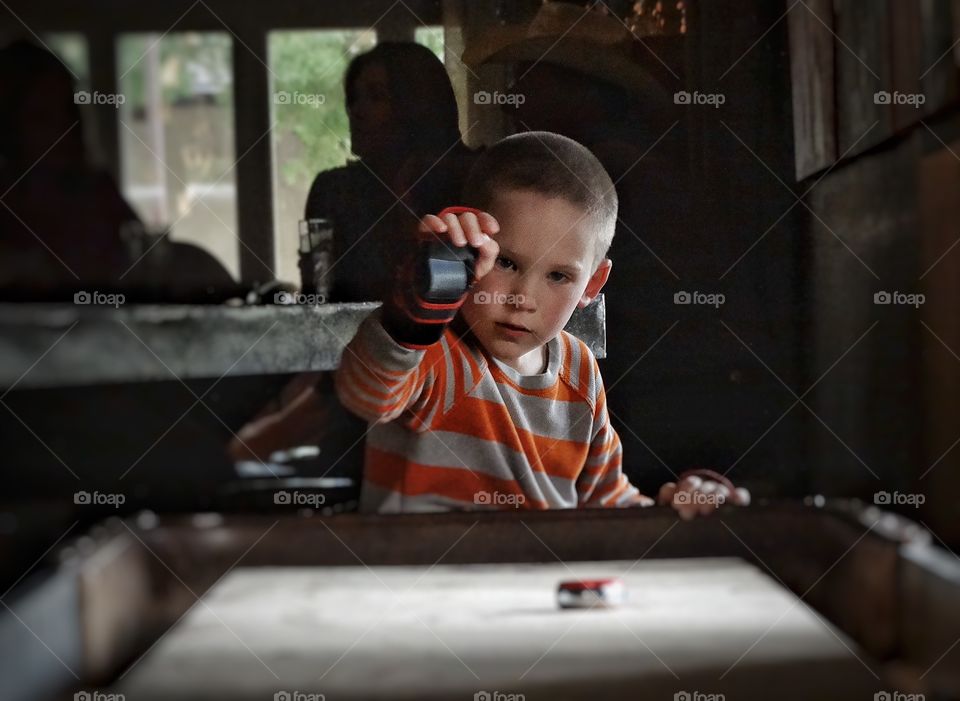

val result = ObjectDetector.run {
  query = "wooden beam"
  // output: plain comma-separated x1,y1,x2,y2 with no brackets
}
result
87,28,121,182
833,0,893,156
0,0,442,33
232,28,276,284
788,0,837,179
919,0,960,116
890,0,923,131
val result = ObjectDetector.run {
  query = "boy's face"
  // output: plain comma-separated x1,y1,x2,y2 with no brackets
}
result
461,189,611,372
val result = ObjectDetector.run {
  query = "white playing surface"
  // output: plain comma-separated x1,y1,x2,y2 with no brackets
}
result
112,558,880,700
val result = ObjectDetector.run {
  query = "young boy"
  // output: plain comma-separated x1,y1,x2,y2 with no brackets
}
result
335,132,749,516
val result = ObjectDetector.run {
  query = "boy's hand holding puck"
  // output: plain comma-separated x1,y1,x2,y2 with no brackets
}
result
657,468,751,520
384,206,500,347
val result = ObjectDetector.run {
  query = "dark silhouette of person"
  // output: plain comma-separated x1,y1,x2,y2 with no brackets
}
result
0,40,239,303
305,41,477,302
0,40,137,299
229,43,478,477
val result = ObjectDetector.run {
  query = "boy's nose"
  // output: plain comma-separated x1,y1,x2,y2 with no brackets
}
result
510,278,537,311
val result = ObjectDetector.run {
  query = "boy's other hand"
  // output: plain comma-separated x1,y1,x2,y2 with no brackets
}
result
419,209,500,280
657,474,751,521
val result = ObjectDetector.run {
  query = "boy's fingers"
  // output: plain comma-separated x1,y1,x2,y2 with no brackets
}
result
698,491,717,517
442,212,467,246
657,482,676,506
469,210,501,279
477,211,500,235
671,476,711,520
473,237,500,280
425,210,498,248
459,212,489,249
677,475,702,494
714,484,731,504
663,475,745,519
660,481,698,520
696,482,718,516
419,214,447,235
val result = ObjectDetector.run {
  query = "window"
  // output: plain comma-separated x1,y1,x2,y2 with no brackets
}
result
116,32,239,278
268,29,376,286
42,33,89,84
414,26,444,63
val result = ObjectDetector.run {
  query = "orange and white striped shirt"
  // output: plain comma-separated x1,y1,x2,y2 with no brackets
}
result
335,309,649,513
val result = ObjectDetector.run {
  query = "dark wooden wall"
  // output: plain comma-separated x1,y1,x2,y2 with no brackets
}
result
789,0,960,545
655,0,960,548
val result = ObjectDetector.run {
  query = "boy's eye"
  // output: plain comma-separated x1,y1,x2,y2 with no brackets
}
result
548,271,570,282
495,256,516,270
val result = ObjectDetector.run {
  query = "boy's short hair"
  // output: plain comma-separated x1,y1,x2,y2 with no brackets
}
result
462,132,617,270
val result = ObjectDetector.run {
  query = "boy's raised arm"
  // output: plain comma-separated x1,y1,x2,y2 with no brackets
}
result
335,207,500,427
334,308,437,424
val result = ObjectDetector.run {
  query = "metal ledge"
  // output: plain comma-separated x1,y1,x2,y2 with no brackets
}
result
0,297,605,389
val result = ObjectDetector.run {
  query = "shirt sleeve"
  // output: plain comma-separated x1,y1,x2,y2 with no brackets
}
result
576,356,652,508
334,308,469,432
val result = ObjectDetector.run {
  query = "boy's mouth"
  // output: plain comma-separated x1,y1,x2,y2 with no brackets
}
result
495,321,531,337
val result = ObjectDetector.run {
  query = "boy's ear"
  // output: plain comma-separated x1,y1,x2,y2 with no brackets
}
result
578,258,611,308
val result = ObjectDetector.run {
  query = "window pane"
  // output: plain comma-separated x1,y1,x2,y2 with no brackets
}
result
269,29,376,287
116,32,239,279
42,33,89,85
414,26,444,63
